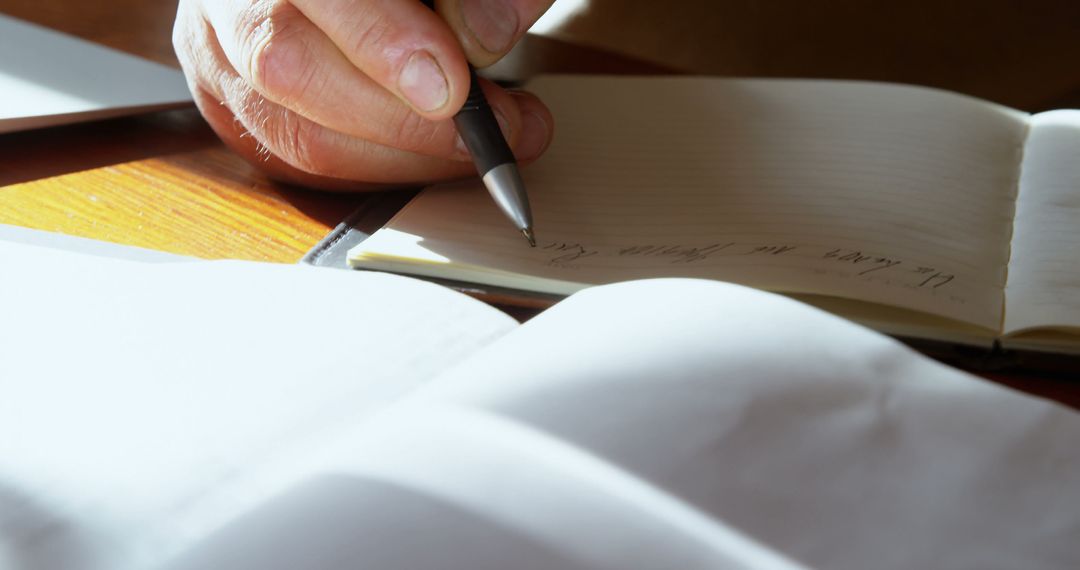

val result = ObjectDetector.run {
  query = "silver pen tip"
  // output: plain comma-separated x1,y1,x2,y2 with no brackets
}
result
522,227,536,247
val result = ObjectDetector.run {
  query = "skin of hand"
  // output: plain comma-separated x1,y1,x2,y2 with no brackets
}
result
172,0,555,190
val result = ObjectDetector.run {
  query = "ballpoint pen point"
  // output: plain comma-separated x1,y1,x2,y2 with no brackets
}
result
522,227,537,247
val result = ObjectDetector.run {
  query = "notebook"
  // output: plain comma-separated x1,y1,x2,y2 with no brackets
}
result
0,14,192,134
1,235,1077,570
346,75,1080,356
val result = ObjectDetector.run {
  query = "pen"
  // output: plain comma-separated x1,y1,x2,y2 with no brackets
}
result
420,0,535,247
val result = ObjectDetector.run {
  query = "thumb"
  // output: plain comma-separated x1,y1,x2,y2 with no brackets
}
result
435,0,555,68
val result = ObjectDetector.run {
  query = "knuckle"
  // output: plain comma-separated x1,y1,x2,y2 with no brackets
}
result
270,114,332,176
237,5,315,104
390,107,440,153
344,5,395,59
233,95,334,179
233,3,272,65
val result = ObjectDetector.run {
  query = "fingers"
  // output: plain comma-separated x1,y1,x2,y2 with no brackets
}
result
506,88,554,164
172,0,555,189
288,0,469,118
198,82,551,188
200,0,468,158
435,0,556,67
180,14,478,184
191,84,389,191
192,82,478,189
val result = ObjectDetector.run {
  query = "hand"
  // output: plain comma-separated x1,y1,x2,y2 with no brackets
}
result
173,0,555,190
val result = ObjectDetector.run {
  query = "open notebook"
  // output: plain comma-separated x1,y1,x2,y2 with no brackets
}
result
0,14,192,133
1,234,1077,570
347,75,1080,355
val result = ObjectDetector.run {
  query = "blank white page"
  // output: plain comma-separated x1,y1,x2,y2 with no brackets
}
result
413,279,1080,570
161,411,808,570
350,76,1029,330
1004,111,1080,335
0,241,514,570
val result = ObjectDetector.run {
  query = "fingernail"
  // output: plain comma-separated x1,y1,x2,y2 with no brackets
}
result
399,51,449,112
462,0,519,54
516,111,550,160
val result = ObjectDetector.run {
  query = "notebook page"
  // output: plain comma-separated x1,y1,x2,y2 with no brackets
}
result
160,417,807,570
412,279,1080,570
350,76,1029,330
0,241,515,570
1003,110,1080,336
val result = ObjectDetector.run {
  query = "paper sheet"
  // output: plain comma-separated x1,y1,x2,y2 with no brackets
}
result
0,15,192,133
351,76,1028,330
159,280,1078,570
401,280,1080,570
0,241,516,570
1005,110,1080,335
161,411,808,570
2,230,1075,569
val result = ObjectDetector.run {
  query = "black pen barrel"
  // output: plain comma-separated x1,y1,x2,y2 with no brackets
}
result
455,67,516,175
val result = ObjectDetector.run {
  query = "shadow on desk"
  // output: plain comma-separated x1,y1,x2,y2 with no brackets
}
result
0,108,217,186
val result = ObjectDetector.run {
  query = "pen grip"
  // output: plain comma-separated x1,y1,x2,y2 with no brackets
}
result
417,0,515,175
454,66,516,175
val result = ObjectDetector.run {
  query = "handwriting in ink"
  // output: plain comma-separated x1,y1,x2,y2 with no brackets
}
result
617,243,735,263
541,242,599,263
745,245,798,256
823,248,902,275
533,241,959,295
912,267,955,288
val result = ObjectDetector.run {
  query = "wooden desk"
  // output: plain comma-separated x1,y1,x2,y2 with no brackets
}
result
1,1,1076,408
0,0,658,261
